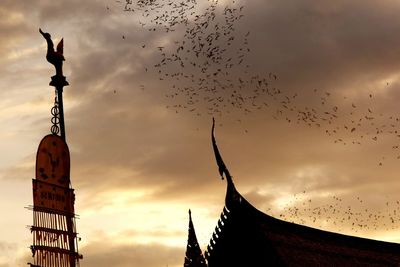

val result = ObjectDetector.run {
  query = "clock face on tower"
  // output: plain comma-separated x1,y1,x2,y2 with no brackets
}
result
35,134,70,187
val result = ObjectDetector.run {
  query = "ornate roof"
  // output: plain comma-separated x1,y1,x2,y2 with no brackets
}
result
203,120,400,267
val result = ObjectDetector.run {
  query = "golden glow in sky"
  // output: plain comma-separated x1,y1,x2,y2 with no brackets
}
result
3,1,400,266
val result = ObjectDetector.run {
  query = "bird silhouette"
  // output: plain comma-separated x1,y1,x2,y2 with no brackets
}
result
39,28,65,77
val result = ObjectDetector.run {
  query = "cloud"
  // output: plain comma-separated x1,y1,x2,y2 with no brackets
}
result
9,0,400,206
0,4,31,58
81,241,184,267
0,241,17,251
0,241,24,267
2,0,400,215
246,0,400,89
4,1,400,265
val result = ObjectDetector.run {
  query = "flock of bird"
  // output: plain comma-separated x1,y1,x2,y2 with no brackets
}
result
268,191,400,235
122,0,266,116
114,0,400,232
118,0,400,164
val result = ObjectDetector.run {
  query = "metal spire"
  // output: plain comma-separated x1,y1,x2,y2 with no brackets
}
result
39,28,68,141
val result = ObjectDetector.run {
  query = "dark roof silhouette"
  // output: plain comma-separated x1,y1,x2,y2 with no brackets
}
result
184,210,207,267
185,120,400,267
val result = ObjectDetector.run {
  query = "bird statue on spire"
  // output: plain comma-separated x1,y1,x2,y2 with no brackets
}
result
39,28,65,77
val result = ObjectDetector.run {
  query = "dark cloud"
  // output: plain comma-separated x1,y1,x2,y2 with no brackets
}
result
4,0,400,212
13,0,400,201
246,0,400,89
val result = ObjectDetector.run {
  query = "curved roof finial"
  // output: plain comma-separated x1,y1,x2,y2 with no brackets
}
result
211,118,233,185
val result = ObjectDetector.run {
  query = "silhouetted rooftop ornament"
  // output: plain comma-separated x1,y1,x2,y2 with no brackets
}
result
39,28,68,87
211,118,231,182
184,210,207,267
204,119,400,266
39,28,68,140
211,118,241,207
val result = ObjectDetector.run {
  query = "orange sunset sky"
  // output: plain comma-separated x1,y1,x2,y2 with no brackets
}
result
2,0,400,266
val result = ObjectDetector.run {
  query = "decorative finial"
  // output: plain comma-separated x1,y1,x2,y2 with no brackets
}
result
39,28,68,87
211,118,232,182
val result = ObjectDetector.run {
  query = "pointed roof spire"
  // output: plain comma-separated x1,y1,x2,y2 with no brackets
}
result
184,210,207,267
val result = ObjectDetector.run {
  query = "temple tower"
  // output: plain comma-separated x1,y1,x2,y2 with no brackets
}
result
28,29,82,267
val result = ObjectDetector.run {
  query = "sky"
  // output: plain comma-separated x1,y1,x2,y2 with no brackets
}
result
3,0,400,266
